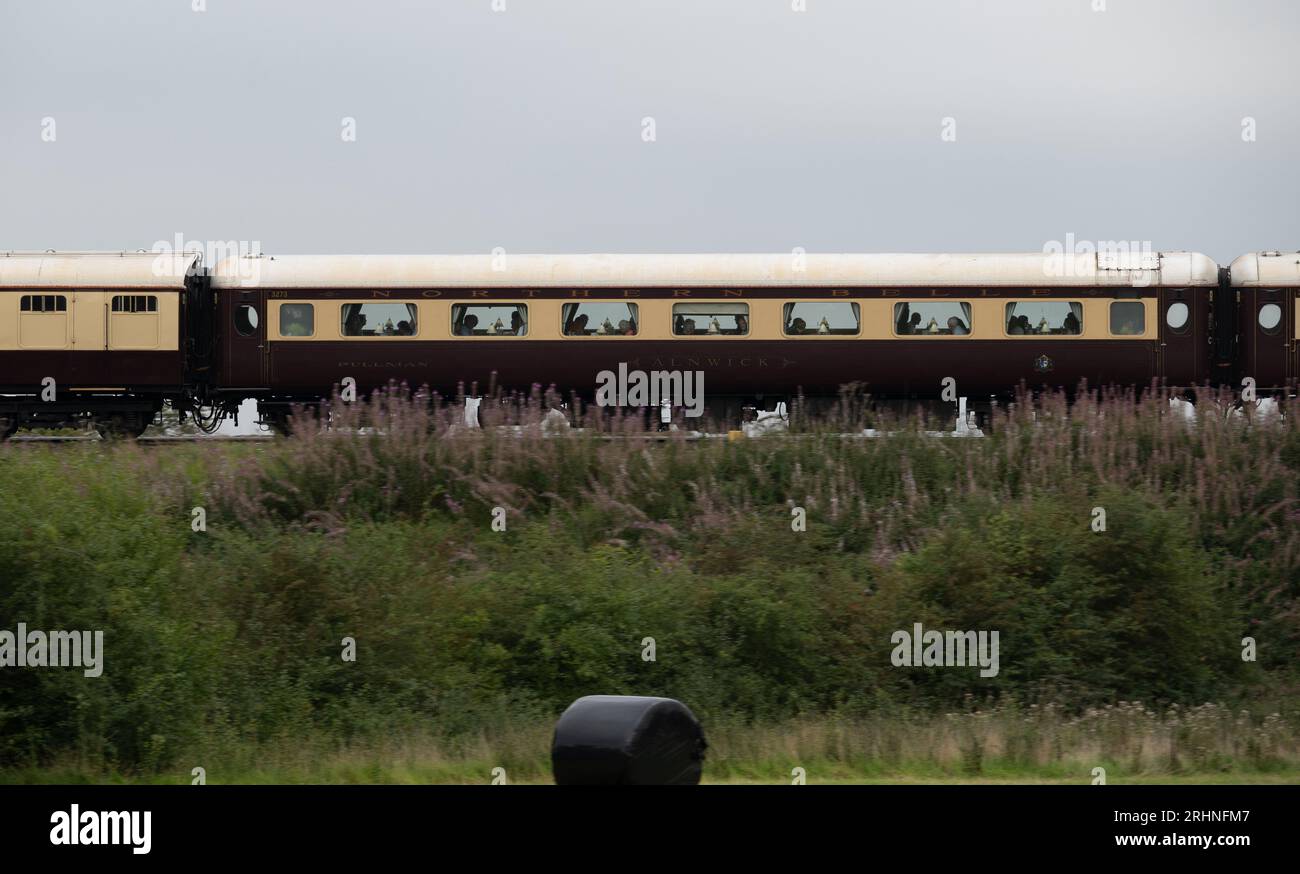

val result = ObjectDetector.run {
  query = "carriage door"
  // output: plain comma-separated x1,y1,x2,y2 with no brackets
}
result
1249,288,1291,391
1158,287,1198,386
224,290,268,387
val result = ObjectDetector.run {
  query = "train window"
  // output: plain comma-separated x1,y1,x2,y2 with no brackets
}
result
1165,302,1190,333
234,304,259,337
17,295,68,348
1109,301,1145,336
19,294,67,313
1004,301,1081,336
111,295,158,313
279,303,315,337
894,302,972,336
783,302,860,335
562,302,639,336
451,303,528,336
342,302,418,337
672,302,749,335
1259,303,1282,334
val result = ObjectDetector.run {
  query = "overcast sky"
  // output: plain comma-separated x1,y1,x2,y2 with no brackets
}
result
1,0,1296,264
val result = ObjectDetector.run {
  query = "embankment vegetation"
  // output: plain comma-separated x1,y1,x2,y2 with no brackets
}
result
1,387,1297,782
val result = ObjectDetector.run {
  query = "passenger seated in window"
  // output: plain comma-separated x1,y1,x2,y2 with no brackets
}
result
789,317,806,335
511,311,524,335
458,314,479,336
902,312,922,335
396,320,412,336
1062,312,1081,334
734,314,748,335
1016,315,1032,334
1008,317,1025,335
345,312,367,335
947,316,969,335
567,314,589,335
682,318,697,335
618,319,634,335
896,304,911,335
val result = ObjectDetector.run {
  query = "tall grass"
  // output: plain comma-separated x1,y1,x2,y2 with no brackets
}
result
1,384,1298,780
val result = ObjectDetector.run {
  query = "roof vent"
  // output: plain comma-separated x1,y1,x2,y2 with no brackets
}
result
1098,251,1160,271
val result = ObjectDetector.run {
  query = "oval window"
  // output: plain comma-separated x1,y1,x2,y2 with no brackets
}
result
1259,303,1282,335
1165,302,1189,332
235,303,259,337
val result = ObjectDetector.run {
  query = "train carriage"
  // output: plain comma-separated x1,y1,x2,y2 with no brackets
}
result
209,251,1223,427
1228,251,1300,391
0,251,203,439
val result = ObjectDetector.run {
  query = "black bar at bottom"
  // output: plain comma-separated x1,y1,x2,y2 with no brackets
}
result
0,784,1287,860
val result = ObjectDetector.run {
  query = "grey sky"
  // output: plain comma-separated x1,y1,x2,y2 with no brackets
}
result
1,0,1296,264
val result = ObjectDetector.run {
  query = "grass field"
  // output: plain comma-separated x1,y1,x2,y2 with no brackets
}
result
3,386,1299,784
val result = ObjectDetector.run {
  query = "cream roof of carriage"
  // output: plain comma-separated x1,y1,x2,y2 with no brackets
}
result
0,251,201,289
211,251,1220,289
1228,252,1300,286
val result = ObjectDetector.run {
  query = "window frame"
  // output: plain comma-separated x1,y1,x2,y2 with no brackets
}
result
781,301,862,337
234,303,260,337
561,301,642,338
1165,301,1191,335
1107,300,1148,338
450,302,530,338
891,301,975,338
110,294,158,314
1258,301,1283,336
671,301,750,337
19,294,68,313
339,301,421,339
1001,300,1086,338
277,302,316,338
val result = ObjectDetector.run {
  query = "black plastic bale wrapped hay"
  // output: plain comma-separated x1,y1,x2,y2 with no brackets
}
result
551,696,707,785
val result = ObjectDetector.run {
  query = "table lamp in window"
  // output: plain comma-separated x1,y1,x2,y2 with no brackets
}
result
708,317,721,334
817,316,830,334
927,317,939,333
1037,317,1048,333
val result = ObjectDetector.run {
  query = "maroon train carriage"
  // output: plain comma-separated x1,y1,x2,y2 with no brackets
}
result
208,251,1228,429
1229,251,1300,392
0,251,205,439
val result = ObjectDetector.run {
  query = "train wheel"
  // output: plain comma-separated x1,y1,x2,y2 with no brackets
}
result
94,413,150,440
263,412,293,436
